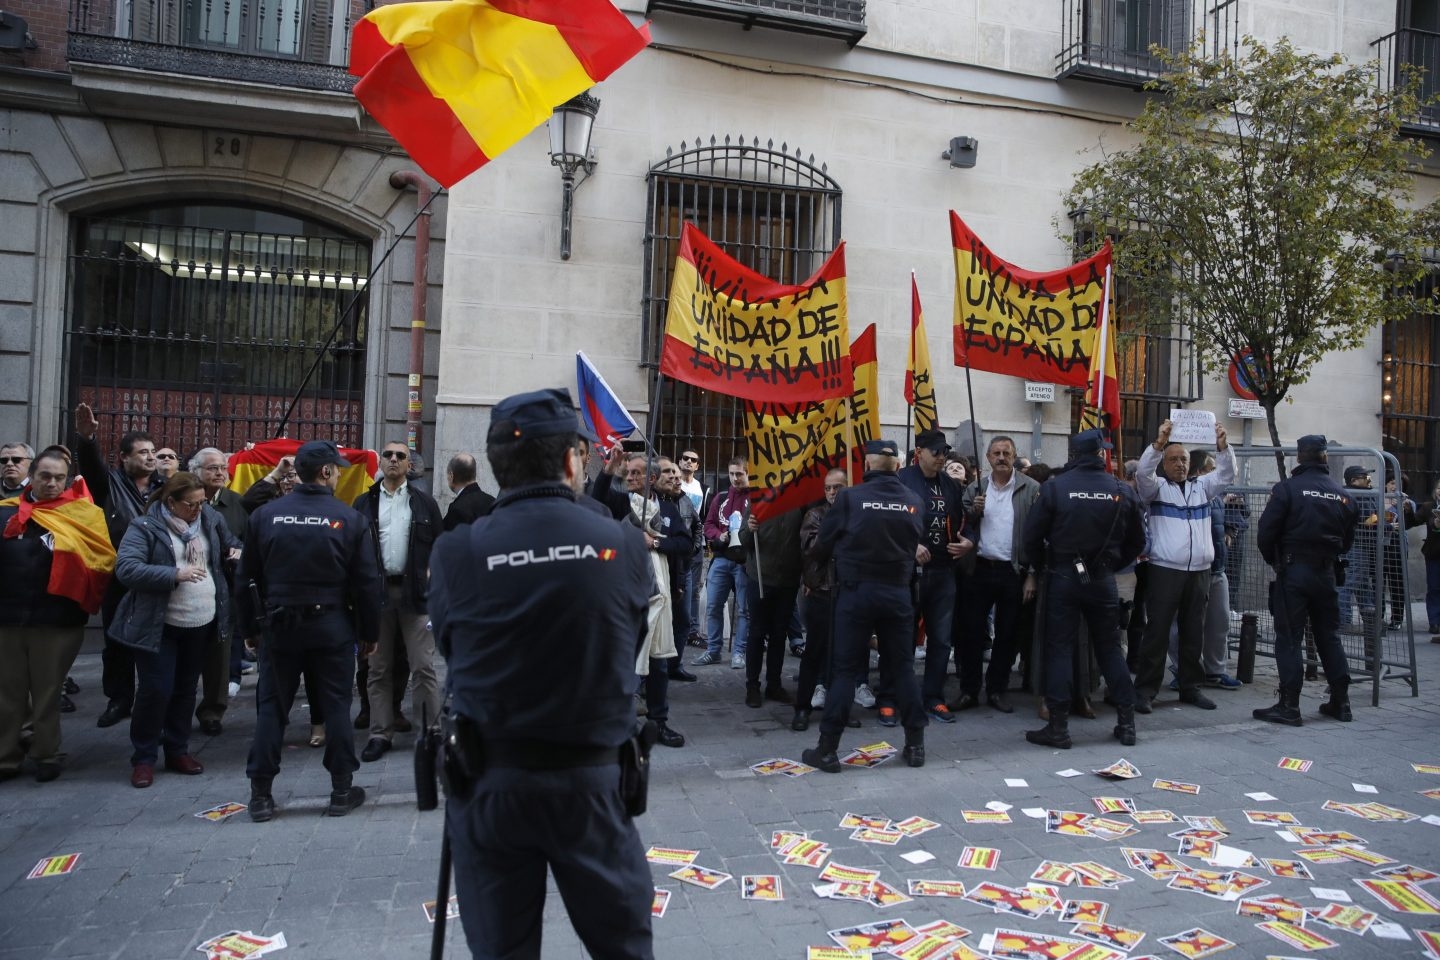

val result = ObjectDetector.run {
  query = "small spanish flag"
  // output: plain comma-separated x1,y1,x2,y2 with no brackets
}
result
2,477,115,615
227,439,379,508
349,0,651,187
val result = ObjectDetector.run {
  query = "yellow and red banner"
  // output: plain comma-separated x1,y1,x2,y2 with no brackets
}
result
744,324,877,522
661,223,851,404
349,0,651,187
950,211,1112,388
227,439,379,507
1078,263,1121,458
2,477,114,615
907,272,938,435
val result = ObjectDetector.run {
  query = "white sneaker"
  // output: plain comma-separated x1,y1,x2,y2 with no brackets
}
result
227,681,240,699
811,684,826,708
731,653,745,669
855,683,877,708
915,646,927,661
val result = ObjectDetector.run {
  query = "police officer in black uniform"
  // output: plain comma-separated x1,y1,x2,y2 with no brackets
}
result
802,439,927,771
428,388,655,960
1254,434,1358,726
242,440,381,821
1022,429,1146,749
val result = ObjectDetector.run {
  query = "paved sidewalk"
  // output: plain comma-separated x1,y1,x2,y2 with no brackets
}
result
1,634,1438,959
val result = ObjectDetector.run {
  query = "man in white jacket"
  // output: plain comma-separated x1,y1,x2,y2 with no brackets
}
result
1134,419,1235,713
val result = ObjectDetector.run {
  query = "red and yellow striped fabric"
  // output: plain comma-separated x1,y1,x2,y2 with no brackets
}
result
349,0,651,187
227,439,379,507
1,476,115,615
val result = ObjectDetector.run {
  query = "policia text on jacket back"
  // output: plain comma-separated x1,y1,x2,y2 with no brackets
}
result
427,388,656,960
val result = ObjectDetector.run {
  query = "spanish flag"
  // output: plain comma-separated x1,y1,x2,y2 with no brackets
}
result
661,222,851,404
227,439,379,507
906,272,938,435
349,0,651,187
2,477,115,615
1079,263,1122,462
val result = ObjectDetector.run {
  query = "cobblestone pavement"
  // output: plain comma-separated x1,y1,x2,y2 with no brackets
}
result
2,627,1438,959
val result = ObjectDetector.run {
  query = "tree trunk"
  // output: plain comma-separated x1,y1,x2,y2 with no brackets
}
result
1263,400,1287,480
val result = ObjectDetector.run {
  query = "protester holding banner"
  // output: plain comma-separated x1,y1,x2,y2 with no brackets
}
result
793,469,846,731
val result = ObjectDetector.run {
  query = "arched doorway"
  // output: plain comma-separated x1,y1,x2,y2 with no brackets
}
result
66,201,371,455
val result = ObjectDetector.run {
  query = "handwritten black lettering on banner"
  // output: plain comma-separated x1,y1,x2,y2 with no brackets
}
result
661,223,851,403
910,369,937,434
949,211,1111,388
746,324,878,522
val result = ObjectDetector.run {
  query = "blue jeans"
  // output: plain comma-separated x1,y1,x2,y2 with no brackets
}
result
684,550,703,639
130,622,210,767
916,566,956,708
705,557,749,657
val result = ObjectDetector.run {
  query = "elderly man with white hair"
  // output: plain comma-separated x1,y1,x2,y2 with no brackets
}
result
191,447,247,736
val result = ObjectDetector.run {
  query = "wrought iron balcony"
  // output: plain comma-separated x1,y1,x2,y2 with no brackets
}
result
1372,27,1440,139
645,0,866,46
67,0,357,94
1058,0,1240,88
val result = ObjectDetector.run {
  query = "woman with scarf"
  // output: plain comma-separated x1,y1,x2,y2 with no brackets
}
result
112,471,240,788
0,445,115,782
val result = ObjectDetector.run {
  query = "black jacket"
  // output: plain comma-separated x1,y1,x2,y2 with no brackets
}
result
444,483,497,531
739,507,804,590
429,483,651,748
352,479,443,613
0,497,96,627
897,464,965,569
1023,455,1145,573
74,433,161,546
1257,463,1358,566
812,470,923,585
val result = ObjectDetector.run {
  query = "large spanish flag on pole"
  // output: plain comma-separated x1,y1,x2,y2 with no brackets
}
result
906,272,938,435
227,439,380,507
1079,264,1122,459
660,222,851,404
744,324,877,521
2,477,115,615
950,211,1112,388
349,0,651,188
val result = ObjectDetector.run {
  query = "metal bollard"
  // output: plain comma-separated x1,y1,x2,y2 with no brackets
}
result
1237,613,1258,684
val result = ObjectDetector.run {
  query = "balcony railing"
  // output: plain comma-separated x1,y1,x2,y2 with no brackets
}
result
1058,0,1240,87
68,0,358,94
645,0,866,45
1372,27,1440,139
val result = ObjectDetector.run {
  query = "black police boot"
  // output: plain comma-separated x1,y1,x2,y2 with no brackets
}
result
1318,678,1352,722
1253,686,1303,727
791,708,810,732
802,733,842,774
744,683,762,708
1113,704,1137,747
326,777,367,817
902,728,925,768
1025,702,1072,749
248,778,276,823
654,721,685,747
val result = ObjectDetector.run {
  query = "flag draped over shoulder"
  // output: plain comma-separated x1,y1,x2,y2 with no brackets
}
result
950,211,1112,388
744,324,878,522
907,273,938,435
575,350,639,453
227,439,379,506
660,223,851,403
2,477,115,615
1079,265,1122,456
349,0,651,187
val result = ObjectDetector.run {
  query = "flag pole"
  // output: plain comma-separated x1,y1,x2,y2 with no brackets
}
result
962,348,983,495
906,269,916,457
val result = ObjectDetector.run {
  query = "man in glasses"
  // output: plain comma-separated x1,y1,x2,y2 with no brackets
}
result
353,442,443,762
676,450,710,649
154,448,180,480
0,443,32,499
191,448,247,736
72,402,162,729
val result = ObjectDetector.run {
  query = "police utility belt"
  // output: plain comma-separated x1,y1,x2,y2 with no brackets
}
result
440,712,658,817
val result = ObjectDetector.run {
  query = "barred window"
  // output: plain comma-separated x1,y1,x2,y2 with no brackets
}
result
1381,258,1440,495
641,137,842,488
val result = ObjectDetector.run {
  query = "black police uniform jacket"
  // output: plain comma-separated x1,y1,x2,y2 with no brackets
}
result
428,483,652,749
1257,463,1358,567
1022,455,1145,574
811,470,924,584
352,479,443,613
239,483,382,647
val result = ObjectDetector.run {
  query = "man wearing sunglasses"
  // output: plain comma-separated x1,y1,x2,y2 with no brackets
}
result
0,443,32,499
153,448,180,480
353,442,443,762
676,450,710,649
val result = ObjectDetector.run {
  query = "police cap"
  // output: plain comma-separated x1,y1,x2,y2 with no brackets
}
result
1296,435,1327,460
1069,428,1113,456
487,388,597,445
914,429,949,454
295,440,349,474
865,439,899,457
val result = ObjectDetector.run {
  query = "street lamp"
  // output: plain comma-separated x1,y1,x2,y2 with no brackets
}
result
548,91,600,261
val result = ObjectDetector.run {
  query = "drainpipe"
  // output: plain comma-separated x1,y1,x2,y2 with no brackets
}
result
389,170,435,458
